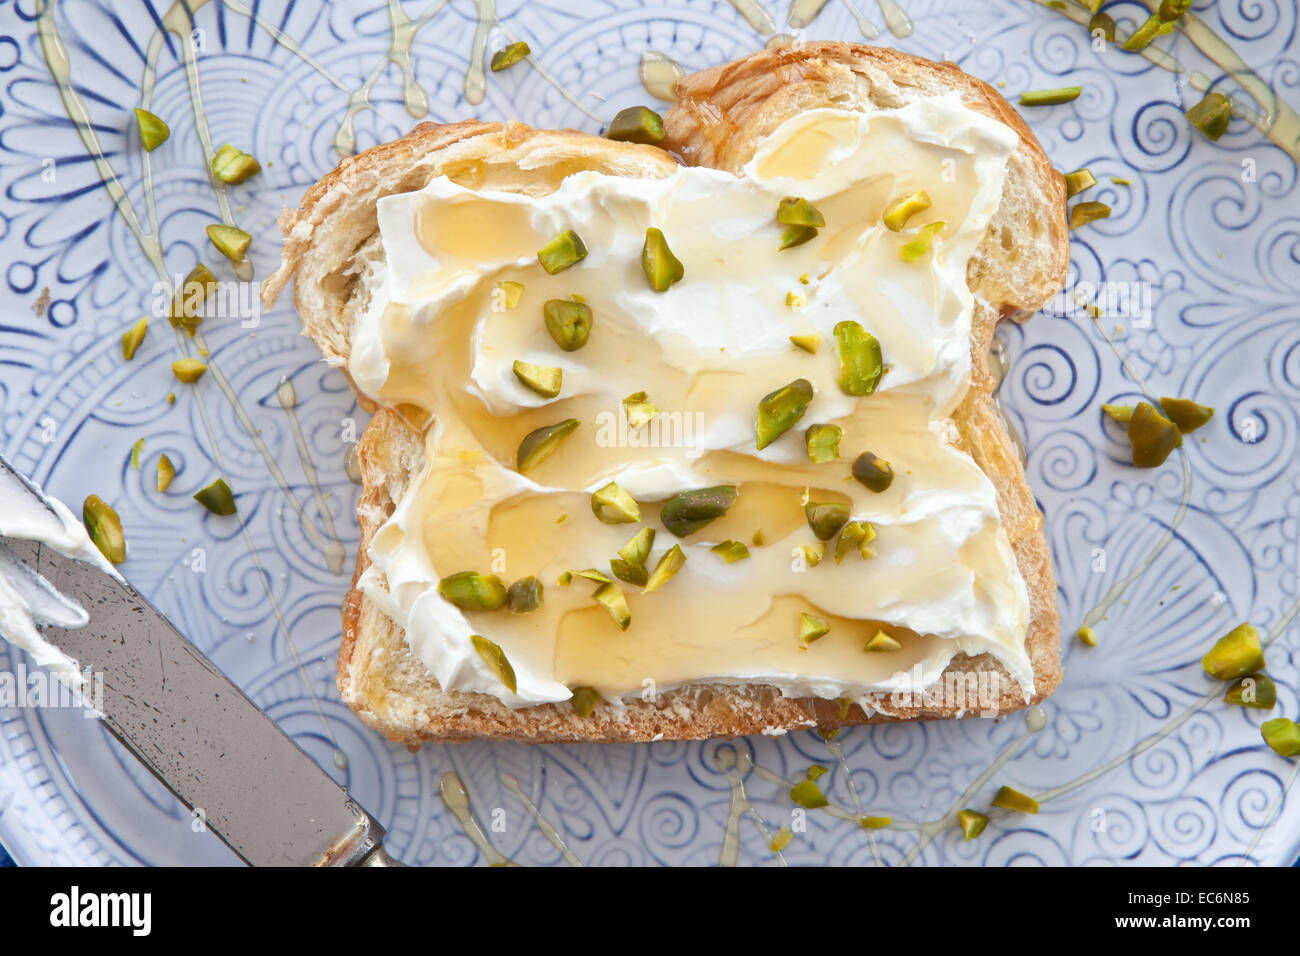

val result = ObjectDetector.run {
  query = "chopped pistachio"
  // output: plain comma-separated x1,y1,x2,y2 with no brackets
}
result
1159,396,1214,433
167,392,176,405
169,264,218,331
1128,401,1182,467
1224,673,1276,710
593,581,631,630
881,190,932,231
992,786,1039,814
172,358,208,384
661,485,737,537
861,816,892,829
543,299,592,351
1069,201,1111,230
604,105,666,144
557,571,573,586
471,634,517,694
1158,0,1192,21
618,527,656,567
207,223,251,262
800,612,829,643
806,765,828,781
499,280,525,309
958,809,988,840
785,291,804,310
863,631,902,652
779,224,818,251
609,558,649,586
130,438,144,470
777,196,825,229
852,451,894,492
641,227,684,291
789,779,828,809
1063,167,1097,199
156,453,175,493
797,542,825,567
752,529,766,546
82,495,126,564
835,697,852,720
1089,12,1116,42
789,333,821,354
438,571,508,610
537,229,587,274
134,108,170,151
769,826,793,852
835,521,874,564
804,500,849,541
121,317,148,360
756,378,814,450
490,40,530,72
710,540,750,563
516,418,579,473
1186,91,1231,141
1261,718,1300,757
193,478,236,516
1101,403,1134,424
1201,622,1264,680
507,576,544,614
834,321,883,395
899,221,946,261
805,424,842,463
210,143,261,184
573,568,612,584
591,481,641,524
643,544,686,593
1076,625,1099,647
1019,87,1082,107
622,391,658,428
570,685,601,717
512,361,563,398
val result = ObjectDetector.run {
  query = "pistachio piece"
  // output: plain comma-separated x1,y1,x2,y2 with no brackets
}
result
785,291,804,310
211,143,261,184
1089,12,1116,42
643,544,686,593
789,779,828,809
170,263,218,331
991,786,1039,814
642,227,684,291
804,500,849,541
622,391,658,428
899,221,946,262
799,612,829,643
1159,396,1214,434
156,453,175,493
779,225,818,250
1122,13,1171,50
834,321,883,396
777,196,825,229
661,485,737,537
836,697,852,720
710,540,750,563
471,634,517,694
193,478,236,516
881,190,932,232
1158,0,1192,20
1261,718,1300,758
206,223,251,263
1076,625,1099,647
769,826,793,852
557,571,573,586
1186,92,1231,141
756,378,814,450
516,418,579,473
1224,673,1276,710
618,527,656,567
82,495,126,564
507,576,544,614
751,528,766,546
789,333,821,354
573,568,612,584
590,481,641,524
1064,167,1097,199
512,360,562,398
958,809,988,840
134,108,169,151
1101,403,1134,424
499,280,525,309
489,40,530,72
543,299,592,351
796,542,825,567
806,765,828,781
1019,87,1082,107
1128,401,1182,467
172,358,208,384
609,558,649,587
863,631,902,652
1069,201,1111,230
570,685,601,717
537,229,587,274
130,438,145,470
604,105,666,144
852,451,894,492
861,816,892,829
121,317,148,361
438,571,508,610
593,581,631,630
835,521,872,564
805,424,842,463
1201,622,1264,680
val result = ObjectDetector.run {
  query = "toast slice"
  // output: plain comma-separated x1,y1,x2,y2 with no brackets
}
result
264,43,1067,744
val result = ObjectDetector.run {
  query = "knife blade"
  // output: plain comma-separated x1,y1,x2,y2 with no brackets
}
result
0,456,400,867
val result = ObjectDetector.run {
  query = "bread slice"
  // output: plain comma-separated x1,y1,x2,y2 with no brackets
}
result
264,43,1067,744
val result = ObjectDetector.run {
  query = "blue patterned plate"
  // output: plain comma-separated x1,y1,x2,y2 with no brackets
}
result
1,0,1298,866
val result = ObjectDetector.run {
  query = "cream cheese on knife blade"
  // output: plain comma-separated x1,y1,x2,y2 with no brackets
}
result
349,94,1031,708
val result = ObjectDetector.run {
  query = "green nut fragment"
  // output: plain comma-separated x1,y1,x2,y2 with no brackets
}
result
1186,92,1231,141
438,571,508,610
609,558,649,586
170,264,217,331
211,143,261,184
1064,167,1098,199
1018,87,1082,107
789,779,828,809
958,809,988,840
991,785,1039,814
796,542,825,568
512,360,562,398
800,612,829,644
591,481,641,524
570,685,601,717
769,826,793,852
789,334,821,354
121,317,148,361
557,571,573,586
805,424,842,463
881,190,932,232
804,500,849,541
1128,401,1182,468
207,223,251,262
1077,625,1099,647
1201,622,1264,680
1261,718,1300,758
172,358,208,384
490,40,530,72
1123,10,1171,48
193,478,236,516
643,544,686,593
661,485,737,537
710,540,750,563
864,631,902,653
499,280,524,309
1159,396,1214,434
130,438,145,470
604,105,666,144
82,495,126,564
777,196,825,229
516,418,579,473
573,568,612,584
622,391,658,428
1069,201,1111,231
861,816,892,829
834,321,883,396
134,108,169,151
756,378,814,450
507,576,544,614
618,527,656,567
537,229,587,274
1101,403,1134,424
471,634,517,694
835,521,875,564
806,765,828,781
1089,12,1116,42
641,227,684,292
1224,673,1276,710
779,224,818,251
593,581,631,630
752,529,766,546
1158,0,1192,20
852,451,894,492
543,299,592,351
156,453,175,493
899,221,946,262
835,697,852,720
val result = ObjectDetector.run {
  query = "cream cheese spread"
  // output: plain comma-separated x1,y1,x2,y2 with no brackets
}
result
348,93,1031,708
